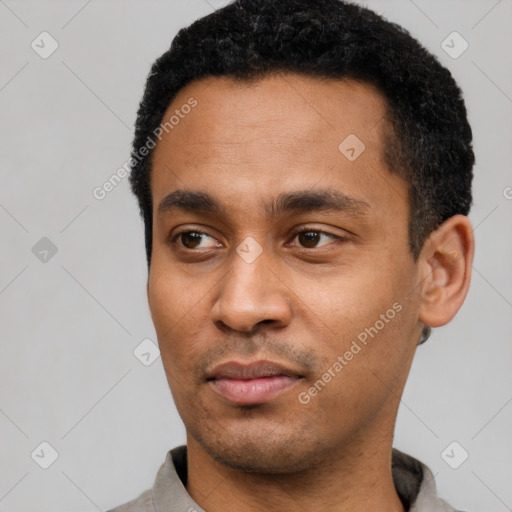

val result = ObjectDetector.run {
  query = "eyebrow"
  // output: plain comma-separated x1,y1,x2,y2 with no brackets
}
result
157,188,371,218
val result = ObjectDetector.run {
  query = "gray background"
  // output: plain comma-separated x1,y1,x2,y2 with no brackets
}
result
0,0,511,510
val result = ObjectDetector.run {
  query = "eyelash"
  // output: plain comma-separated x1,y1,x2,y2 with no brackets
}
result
170,226,346,251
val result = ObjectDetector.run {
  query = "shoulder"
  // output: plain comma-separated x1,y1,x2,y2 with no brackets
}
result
393,449,467,512
106,446,190,512
106,489,156,512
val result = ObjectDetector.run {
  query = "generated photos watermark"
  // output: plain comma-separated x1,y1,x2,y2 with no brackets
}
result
298,302,403,405
92,97,198,200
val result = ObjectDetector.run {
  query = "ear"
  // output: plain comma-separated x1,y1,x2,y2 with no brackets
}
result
417,214,475,328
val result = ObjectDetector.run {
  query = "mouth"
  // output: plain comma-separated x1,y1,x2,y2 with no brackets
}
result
206,360,304,406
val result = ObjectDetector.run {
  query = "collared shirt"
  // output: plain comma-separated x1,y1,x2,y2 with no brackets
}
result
107,445,462,512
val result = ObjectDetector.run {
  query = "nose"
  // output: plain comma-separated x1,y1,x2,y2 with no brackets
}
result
210,250,292,333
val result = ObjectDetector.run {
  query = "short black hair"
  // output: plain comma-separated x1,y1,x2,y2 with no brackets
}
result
129,0,474,269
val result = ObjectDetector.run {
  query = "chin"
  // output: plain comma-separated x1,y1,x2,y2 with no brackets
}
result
204,438,317,474
188,416,325,475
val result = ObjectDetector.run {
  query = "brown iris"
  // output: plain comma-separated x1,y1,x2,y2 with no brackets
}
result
298,231,321,248
181,232,203,249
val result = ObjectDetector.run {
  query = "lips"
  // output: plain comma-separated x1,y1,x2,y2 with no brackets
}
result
207,360,303,405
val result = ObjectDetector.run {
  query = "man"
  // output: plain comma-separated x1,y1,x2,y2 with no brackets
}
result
110,0,474,510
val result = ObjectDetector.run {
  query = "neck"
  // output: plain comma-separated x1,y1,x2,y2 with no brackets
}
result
185,434,406,512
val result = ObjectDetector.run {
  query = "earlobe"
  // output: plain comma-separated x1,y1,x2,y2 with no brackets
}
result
418,215,475,328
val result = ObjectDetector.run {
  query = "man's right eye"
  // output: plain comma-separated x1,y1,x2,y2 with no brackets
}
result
172,230,222,250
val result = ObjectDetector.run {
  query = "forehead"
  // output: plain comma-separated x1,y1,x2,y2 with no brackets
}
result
150,73,405,219
155,73,388,150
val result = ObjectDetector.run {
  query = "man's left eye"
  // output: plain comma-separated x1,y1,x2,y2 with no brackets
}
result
289,229,343,249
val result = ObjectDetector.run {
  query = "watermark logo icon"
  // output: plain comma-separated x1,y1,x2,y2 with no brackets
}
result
236,236,263,264
441,441,469,469
31,32,59,59
338,134,366,161
32,237,58,263
441,32,469,59
31,441,59,469
134,338,160,366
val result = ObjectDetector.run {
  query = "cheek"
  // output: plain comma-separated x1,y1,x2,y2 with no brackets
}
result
148,271,180,333
298,268,395,332
148,269,208,371
299,263,415,372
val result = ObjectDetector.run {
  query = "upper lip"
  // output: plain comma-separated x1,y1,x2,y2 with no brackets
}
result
207,360,302,380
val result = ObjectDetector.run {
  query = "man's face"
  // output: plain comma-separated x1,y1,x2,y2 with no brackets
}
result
148,74,424,473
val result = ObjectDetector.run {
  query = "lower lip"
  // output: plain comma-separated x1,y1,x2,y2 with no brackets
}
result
209,376,300,405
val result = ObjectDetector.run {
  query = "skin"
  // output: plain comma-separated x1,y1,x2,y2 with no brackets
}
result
147,73,474,512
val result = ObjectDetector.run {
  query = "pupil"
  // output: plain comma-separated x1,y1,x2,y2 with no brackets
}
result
183,232,202,248
299,231,319,248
